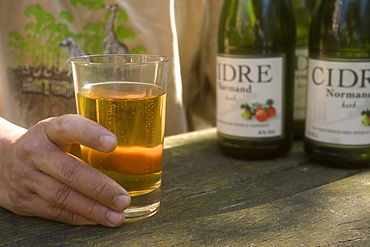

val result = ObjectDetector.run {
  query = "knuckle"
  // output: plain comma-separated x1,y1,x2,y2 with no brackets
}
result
46,203,94,226
51,184,72,207
50,115,74,135
69,213,86,225
58,158,80,183
16,121,52,156
10,162,28,180
91,178,110,200
80,124,94,139
8,190,25,210
84,201,98,218
15,144,39,161
32,118,49,130
17,144,34,157
14,136,41,158
7,188,34,216
31,118,53,140
3,161,35,214
77,118,102,142
46,204,65,220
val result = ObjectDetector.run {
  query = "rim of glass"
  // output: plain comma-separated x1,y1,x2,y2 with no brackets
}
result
71,54,169,65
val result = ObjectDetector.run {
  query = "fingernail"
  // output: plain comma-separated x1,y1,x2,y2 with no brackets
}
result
106,210,124,227
99,134,116,151
113,195,130,211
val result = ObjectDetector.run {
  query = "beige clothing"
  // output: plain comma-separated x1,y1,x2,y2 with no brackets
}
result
0,0,222,135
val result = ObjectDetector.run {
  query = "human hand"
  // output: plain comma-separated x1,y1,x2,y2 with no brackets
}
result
0,115,130,227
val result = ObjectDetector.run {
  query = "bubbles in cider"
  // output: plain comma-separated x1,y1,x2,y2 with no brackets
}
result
77,82,166,196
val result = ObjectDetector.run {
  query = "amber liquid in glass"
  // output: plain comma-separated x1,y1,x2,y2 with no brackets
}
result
77,82,166,196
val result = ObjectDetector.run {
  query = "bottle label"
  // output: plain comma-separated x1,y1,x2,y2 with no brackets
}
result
294,48,308,120
216,54,284,138
306,58,370,145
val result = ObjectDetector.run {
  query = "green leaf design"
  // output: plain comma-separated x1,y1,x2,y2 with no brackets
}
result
251,102,262,107
116,9,129,23
266,99,274,106
130,46,147,54
60,11,74,23
8,2,147,70
70,0,105,10
115,26,136,41
8,31,24,42
361,109,370,116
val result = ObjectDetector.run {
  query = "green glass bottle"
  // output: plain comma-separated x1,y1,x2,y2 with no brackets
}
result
217,0,296,159
291,0,315,139
305,0,370,167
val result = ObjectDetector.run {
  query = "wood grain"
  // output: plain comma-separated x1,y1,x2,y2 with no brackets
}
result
1,128,370,246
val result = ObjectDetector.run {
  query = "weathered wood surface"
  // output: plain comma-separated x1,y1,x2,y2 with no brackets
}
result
1,128,370,246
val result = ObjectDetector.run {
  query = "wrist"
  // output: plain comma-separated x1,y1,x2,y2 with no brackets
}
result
0,118,27,157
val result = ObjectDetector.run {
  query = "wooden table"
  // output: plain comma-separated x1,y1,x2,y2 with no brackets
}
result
2,128,370,246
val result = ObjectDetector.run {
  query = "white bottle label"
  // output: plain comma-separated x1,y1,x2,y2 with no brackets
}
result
216,55,284,138
294,48,308,120
306,58,370,145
